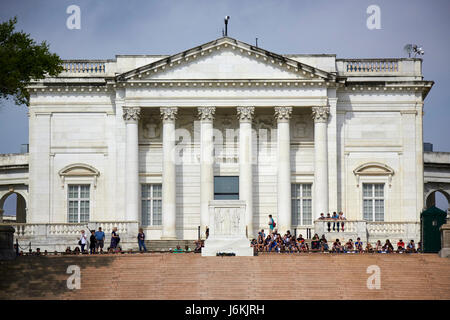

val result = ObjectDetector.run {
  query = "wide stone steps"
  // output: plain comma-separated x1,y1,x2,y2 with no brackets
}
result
144,240,197,251
1,253,449,299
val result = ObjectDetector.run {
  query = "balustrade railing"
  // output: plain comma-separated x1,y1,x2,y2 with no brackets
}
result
62,60,107,74
314,219,418,240
366,222,407,235
3,221,134,238
344,59,399,73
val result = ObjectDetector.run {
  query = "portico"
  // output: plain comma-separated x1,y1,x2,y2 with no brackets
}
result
120,102,330,240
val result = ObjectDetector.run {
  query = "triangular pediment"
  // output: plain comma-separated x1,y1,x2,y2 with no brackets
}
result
117,37,336,82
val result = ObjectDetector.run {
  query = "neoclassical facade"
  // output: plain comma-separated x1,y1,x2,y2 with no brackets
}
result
0,37,435,250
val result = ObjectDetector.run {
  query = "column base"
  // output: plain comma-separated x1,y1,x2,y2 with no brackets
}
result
202,238,254,257
439,248,450,258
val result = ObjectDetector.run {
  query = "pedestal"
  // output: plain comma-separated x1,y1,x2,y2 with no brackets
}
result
0,225,16,261
202,200,253,256
439,223,450,258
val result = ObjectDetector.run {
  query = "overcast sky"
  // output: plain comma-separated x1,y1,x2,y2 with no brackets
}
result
0,0,449,211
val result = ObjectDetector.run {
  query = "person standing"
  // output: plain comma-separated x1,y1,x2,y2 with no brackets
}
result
268,215,276,232
338,211,346,232
110,227,120,253
89,230,97,254
326,213,331,232
332,212,339,232
79,230,87,253
95,227,105,253
137,228,147,253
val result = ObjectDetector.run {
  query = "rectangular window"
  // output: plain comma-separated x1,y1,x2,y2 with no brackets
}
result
291,183,313,226
214,176,239,200
141,184,162,226
68,185,90,223
362,183,384,221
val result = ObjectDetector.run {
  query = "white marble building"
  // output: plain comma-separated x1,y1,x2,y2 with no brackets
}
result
0,37,435,251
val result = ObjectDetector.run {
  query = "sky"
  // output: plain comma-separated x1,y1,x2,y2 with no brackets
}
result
0,0,449,212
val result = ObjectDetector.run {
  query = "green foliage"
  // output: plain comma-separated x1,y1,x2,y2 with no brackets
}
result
0,17,63,106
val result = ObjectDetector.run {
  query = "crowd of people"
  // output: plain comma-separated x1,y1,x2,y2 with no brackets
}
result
318,211,347,232
15,214,422,255
251,228,421,254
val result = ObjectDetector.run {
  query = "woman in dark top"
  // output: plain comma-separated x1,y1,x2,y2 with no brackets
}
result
320,235,329,252
311,233,320,251
138,228,147,252
110,227,119,252
383,239,394,253
89,230,97,254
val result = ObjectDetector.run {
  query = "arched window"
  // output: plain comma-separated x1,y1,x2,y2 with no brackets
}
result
58,164,100,223
353,162,394,222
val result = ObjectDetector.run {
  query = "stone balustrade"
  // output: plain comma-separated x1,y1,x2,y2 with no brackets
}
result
1,221,139,252
62,60,107,74
314,220,420,244
366,221,406,234
344,59,399,73
7,222,135,237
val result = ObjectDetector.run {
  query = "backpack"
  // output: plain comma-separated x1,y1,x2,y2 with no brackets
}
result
272,220,276,228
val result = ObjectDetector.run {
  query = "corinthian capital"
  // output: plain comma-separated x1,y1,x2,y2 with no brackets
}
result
237,106,255,122
123,107,141,122
160,107,178,121
198,106,216,121
312,106,330,122
274,107,293,122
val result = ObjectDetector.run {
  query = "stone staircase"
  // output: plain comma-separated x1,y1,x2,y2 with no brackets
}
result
1,253,449,300
144,240,198,251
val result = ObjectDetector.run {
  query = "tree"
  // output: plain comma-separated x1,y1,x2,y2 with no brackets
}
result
0,17,63,106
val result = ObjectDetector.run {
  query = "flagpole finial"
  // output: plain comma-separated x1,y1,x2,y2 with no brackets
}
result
224,16,230,36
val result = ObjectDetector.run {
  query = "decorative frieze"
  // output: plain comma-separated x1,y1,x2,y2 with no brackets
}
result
274,106,293,122
160,107,178,121
236,106,255,122
122,107,141,122
198,106,216,121
312,106,330,122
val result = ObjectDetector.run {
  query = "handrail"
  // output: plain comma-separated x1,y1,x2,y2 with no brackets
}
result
62,60,107,74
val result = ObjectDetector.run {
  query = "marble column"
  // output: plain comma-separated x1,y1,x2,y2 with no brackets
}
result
237,107,255,238
160,107,178,239
275,106,293,234
123,107,141,222
198,106,216,239
312,106,330,218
